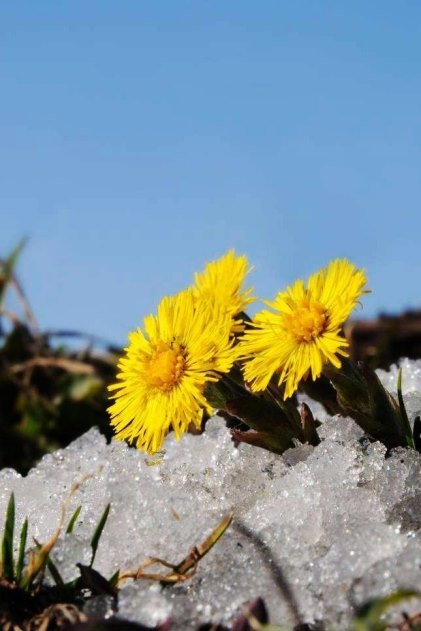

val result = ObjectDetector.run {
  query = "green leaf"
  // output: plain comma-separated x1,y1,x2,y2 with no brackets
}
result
90,503,110,567
300,373,343,416
204,380,240,409
397,368,415,449
353,589,420,630
324,358,370,417
361,363,407,449
15,517,28,584
327,359,410,450
66,505,82,534
225,395,299,453
1,493,15,581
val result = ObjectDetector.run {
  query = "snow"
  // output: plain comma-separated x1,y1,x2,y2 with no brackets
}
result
2,359,421,628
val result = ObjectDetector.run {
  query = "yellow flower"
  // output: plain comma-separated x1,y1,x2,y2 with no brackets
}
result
108,290,235,454
193,250,255,331
239,259,368,399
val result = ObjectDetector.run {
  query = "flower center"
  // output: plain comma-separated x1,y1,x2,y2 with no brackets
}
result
284,299,328,343
145,342,186,392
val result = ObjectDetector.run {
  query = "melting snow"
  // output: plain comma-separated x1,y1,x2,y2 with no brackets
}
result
2,360,421,628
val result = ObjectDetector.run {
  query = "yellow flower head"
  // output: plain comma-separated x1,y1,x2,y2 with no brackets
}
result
239,259,368,399
108,290,235,454
193,250,255,330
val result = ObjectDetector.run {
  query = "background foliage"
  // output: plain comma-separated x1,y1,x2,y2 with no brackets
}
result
0,243,118,473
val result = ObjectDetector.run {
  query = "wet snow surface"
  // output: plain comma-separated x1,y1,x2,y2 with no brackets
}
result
2,359,421,628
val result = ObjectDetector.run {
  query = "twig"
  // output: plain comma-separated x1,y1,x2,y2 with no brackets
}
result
10,357,95,375
10,276,38,331
118,512,233,585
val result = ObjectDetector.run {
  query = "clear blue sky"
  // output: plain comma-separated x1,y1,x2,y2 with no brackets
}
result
1,2,421,345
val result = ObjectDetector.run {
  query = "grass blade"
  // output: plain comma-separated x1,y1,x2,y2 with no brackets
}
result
353,589,420,630
21,474,96,590
0,239,26,306
1,493,15,581
15,517,28,584
413,416,421,452
397,368,415,449
108,569,120,588
46,556,64,587
90,503,110,567
33,538,64,587
66,505,82,534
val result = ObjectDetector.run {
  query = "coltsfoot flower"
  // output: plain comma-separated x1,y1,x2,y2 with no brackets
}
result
192,250,255,331
239,259,368,399
108,290,235,453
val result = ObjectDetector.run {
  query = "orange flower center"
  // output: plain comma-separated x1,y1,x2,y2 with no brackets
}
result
284,299,328,343
144,342,186,392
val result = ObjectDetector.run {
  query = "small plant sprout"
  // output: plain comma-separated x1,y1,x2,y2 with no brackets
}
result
0,478,108,591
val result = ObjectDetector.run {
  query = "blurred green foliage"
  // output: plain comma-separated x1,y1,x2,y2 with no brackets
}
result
0,242,119,473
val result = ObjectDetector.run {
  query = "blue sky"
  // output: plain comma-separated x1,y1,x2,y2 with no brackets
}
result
1,2,421,345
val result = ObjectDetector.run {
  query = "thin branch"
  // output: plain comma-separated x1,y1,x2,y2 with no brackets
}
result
10,276,38,331
118,513,233,585
10,357,95,375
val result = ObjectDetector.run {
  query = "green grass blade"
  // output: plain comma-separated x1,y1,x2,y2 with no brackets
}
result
46,556,64,587
413,416,421,452
397,368,415,449
108,569,120,588
15,517,28,584
1,493,15,581
0,239,26,306
353,589,419,630
89,503,110,567
66,505,82,534
33,538,64,587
